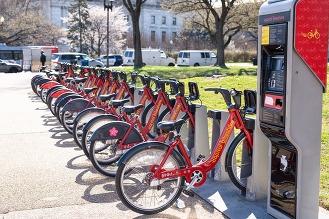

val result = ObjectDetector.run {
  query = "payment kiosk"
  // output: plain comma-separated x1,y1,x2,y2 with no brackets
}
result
257,0,329,218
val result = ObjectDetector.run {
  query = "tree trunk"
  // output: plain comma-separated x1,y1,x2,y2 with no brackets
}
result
214,14,226,67
132,13,143,67
216,25,226,67
122,0,144,68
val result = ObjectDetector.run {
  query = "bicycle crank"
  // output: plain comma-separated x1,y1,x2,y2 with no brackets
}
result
183,170,204,197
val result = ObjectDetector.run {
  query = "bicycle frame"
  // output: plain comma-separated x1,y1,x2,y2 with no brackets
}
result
113,94,194,151
150,107,252,187
102,79,134,116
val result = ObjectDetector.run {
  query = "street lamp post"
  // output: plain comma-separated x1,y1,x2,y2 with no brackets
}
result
104,0,114,68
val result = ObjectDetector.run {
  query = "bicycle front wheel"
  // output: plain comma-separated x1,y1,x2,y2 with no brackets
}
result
116,145,185,215
89,138,121,176
226,131,253,193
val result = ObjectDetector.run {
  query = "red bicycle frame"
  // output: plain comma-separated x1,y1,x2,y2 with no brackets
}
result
114,94,194,151
151,107,253,187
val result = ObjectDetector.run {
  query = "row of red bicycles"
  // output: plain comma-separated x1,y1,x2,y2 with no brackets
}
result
31,63,257,215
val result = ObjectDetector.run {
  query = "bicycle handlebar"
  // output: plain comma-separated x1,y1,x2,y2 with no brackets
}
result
205,87,243,109
205,87,232,106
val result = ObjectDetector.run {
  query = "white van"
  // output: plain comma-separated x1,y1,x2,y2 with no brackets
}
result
123,48,175,66
177,50,217,66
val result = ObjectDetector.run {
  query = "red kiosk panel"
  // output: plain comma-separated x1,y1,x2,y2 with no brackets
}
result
295,0,329,90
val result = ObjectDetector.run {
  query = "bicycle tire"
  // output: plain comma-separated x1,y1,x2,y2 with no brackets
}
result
89,138,121,176
46,93,58,116
81,114,118,158
72,108,105,148
31,75,45,94
226,131,253,193
61,110,79,134
115,143,185,215
56,95,81,123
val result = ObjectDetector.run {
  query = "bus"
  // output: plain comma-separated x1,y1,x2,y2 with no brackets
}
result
0,44,24,66
0,44,59,69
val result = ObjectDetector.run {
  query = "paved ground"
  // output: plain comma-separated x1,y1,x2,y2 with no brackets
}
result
0,72,226,219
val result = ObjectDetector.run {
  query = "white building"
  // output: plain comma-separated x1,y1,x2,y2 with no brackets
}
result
38,0,183,51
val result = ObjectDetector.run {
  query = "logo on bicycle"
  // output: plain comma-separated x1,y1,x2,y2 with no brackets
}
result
213,120,235,163
109,127,118,136
301,29,320,39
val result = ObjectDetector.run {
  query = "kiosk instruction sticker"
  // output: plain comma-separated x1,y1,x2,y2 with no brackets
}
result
262,26,270,45
262,24,287,45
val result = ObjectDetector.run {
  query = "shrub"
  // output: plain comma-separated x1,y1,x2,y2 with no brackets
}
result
225,50,257,62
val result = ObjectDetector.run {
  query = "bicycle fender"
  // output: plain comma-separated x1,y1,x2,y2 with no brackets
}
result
49,89,71,98
57,95,82,108
54,92,76,105
46,85,66,98
35,78,51,86
83,114,119,131
73,107,105,124
40,81,59,89
116,141,184,167
61,98,95,112
89,121,143,144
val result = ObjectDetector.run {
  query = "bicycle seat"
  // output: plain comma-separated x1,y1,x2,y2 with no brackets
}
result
64,77,74,83
122,104,143,115
98,93,116,102
73,78,86,84
109,99,130,108
83,87,98,94
157,119,185,134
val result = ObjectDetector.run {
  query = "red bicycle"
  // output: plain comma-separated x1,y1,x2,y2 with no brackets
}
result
115,87,257,215
87,80,199,177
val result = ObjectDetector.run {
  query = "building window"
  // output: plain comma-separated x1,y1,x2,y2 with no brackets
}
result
172,32,177,40
162,31,166,42
151,31,156,42
173,17,177,26
151,15,155,24
162,16,166,25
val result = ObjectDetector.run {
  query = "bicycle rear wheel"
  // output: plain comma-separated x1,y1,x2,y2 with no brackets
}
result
72,109,105,148
61,110,78,134
81,114,118,158
89,138,121,176
115,144,185,215
226,131,253,193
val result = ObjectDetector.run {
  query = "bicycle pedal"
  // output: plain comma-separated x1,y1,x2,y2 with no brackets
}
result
196,154,205,163
183,189,194,197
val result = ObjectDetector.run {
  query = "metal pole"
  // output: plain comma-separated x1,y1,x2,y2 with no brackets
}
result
106,7,109,68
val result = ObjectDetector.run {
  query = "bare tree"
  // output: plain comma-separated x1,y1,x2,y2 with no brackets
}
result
123,0,146,67
162,0,264,67
0,0,59,46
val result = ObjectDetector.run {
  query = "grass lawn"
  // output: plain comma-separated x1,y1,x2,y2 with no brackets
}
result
119,64,329,210
118,64,257,79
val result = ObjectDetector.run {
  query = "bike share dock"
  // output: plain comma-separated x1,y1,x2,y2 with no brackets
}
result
189,0,329,218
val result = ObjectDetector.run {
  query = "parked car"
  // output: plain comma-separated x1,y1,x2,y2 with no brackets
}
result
96,54,123,66
177,50,217,66
51,53,104,71
0,59,23,73
123,48,175,66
